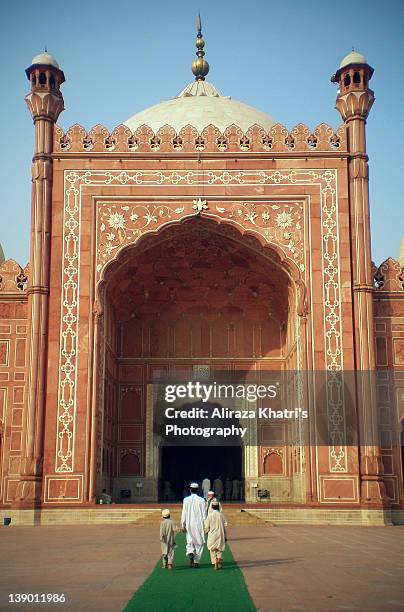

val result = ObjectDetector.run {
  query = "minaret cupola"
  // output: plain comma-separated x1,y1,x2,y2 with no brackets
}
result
25,50,65,122
331,49,374,122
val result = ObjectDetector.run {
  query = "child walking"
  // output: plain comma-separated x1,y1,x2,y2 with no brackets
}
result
204,501,227,570
160,508,177,569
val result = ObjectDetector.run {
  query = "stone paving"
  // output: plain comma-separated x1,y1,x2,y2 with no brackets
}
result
230,524,404,612
0,525,159,611
0,524,403,611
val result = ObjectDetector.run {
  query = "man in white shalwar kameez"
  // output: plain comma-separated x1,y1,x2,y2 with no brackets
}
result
181,483,206,567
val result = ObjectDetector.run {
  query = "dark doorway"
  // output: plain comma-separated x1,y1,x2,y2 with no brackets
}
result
160,446,243,501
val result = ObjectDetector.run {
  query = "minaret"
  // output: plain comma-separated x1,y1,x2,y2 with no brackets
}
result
16,52,65,505
332,52,386,505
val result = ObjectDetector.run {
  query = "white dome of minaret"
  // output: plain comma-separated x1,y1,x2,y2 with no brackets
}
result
124,15,276,134
339,48,367,68
30,49,60,69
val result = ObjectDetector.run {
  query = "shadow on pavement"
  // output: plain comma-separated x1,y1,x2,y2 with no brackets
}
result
169,558,298,571
229,536,275,542
234,557,298,569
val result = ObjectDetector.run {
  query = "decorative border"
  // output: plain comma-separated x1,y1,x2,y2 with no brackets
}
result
54,122,347,155
0,260,29,294
262,447,286,476
55,172,81,472
118,447,143,477
96,199,305,281
56,168,344,474
319,475,359,502
45,474,83,503
5,478,19,503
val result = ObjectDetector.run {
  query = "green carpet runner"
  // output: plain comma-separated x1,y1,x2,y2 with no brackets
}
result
124,533,256,611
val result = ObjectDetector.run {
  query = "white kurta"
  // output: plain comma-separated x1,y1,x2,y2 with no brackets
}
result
181,493,206,562
160,518,177,562
204,510,227,559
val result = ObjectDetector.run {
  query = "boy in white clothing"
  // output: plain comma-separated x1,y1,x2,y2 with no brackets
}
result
160,508,177,569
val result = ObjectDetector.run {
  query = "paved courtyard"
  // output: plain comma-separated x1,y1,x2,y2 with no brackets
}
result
230,525,404,612
0,524,403,611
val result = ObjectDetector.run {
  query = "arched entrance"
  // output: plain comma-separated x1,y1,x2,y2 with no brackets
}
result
95,217,304,503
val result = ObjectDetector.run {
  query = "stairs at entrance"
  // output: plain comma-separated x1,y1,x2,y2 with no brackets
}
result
0,505,267,526
118,506,266,526
2,506,397,526
164,507,265,526
104,507,265,526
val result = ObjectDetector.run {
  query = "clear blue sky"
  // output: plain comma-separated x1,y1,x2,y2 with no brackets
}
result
1,0,403,266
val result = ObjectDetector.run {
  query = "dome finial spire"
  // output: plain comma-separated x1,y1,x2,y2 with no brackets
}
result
192,13,209,81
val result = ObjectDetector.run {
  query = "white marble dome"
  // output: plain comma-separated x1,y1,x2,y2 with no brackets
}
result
339,50,367,69
124,80,276,133
31,52,60,69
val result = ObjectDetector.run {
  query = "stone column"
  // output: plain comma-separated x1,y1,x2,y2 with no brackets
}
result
332,55,386,505
16,58,65,506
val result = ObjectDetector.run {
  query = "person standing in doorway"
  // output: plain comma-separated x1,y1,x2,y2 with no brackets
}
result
181,482,206,568
232,478,240,500
202,477,211,500
163,480,171,501
225,477,232,500
213,476,224,501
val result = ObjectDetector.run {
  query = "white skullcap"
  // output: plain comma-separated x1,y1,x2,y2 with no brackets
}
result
208,490,215,495
162,508,170,517
190,482,199,488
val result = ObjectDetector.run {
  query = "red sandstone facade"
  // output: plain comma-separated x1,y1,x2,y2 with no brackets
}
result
0,48,403,520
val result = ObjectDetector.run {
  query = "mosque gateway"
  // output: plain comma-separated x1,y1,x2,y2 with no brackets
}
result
0,20,403,524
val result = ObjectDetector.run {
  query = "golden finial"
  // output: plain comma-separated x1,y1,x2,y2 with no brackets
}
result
192,13,209,81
